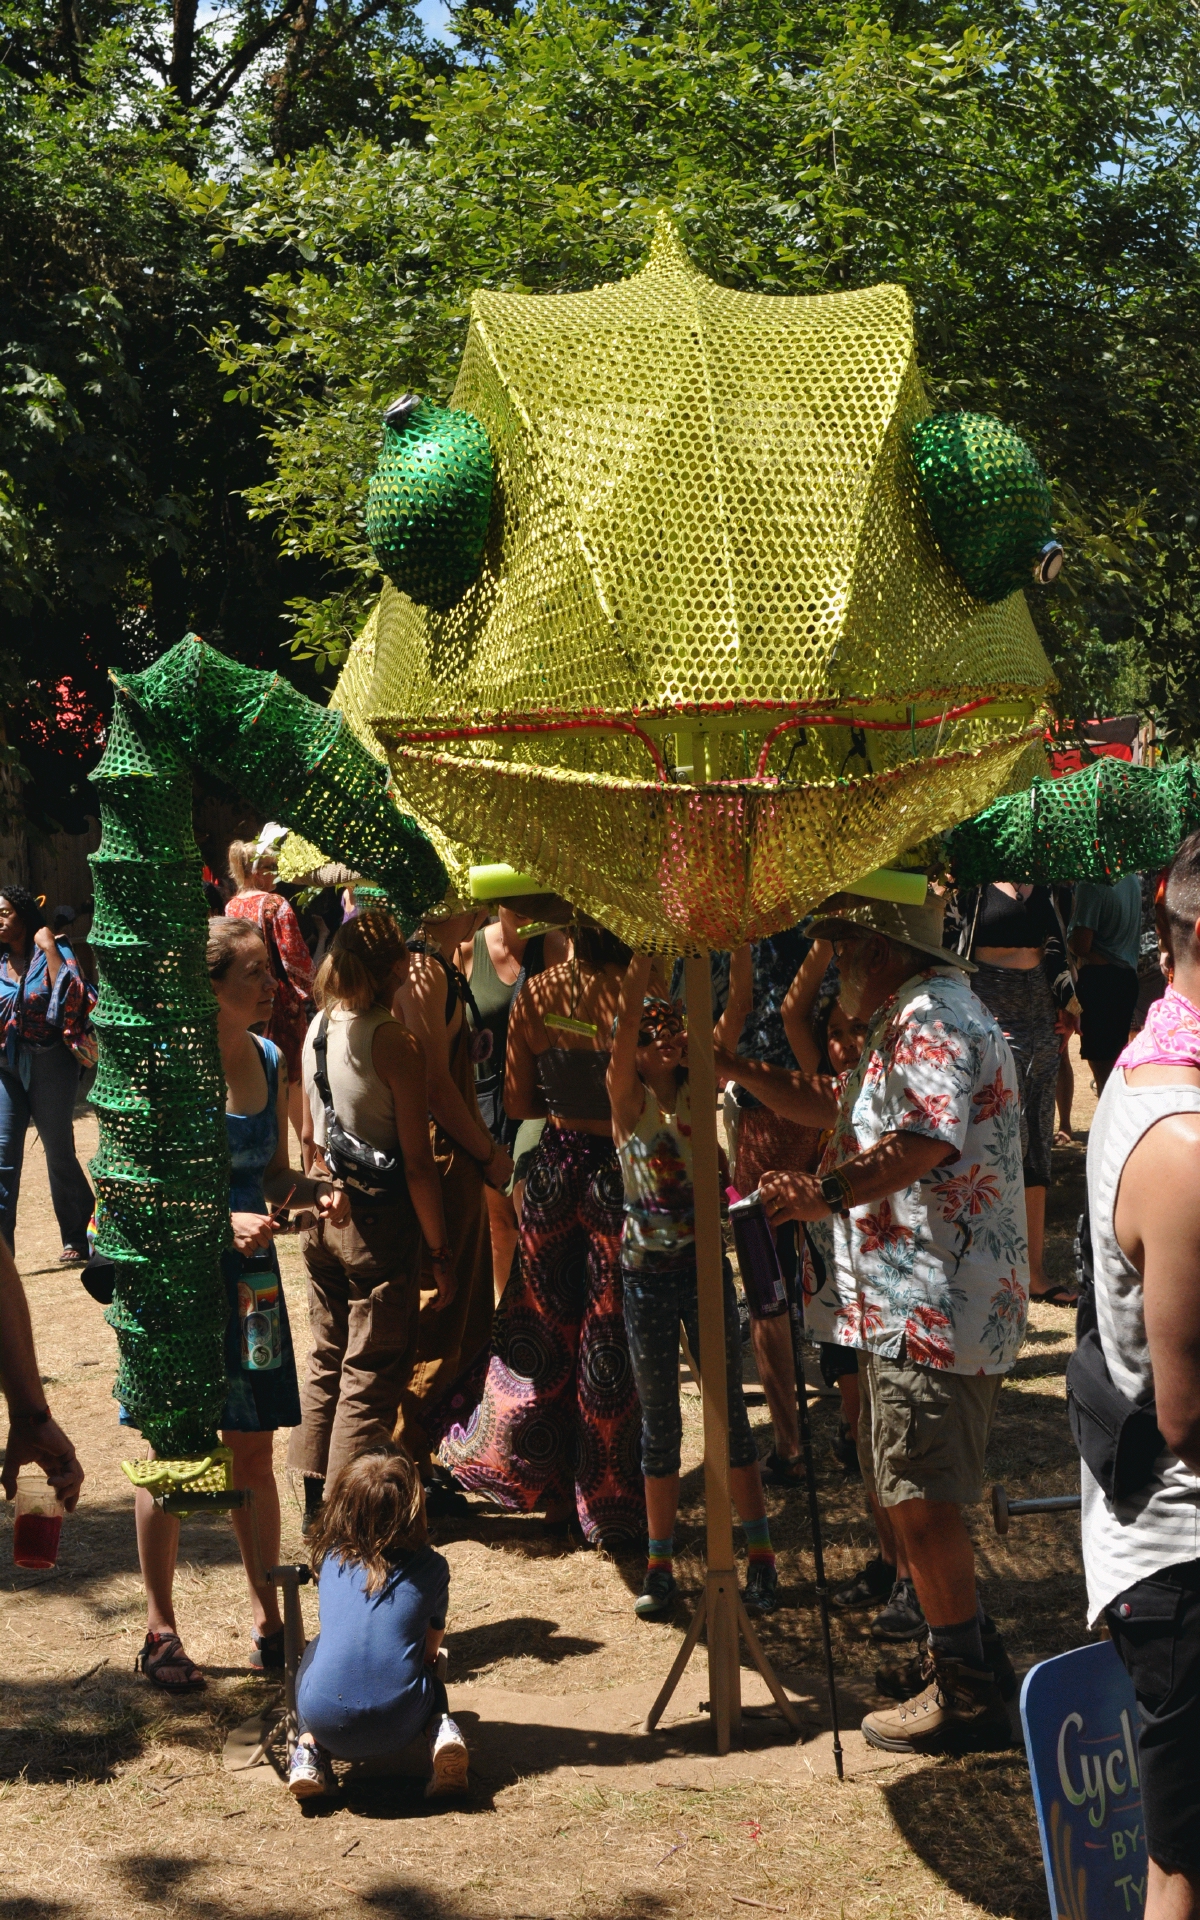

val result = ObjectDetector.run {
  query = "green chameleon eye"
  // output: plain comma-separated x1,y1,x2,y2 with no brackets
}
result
909,411,1063,604
366,394,494,612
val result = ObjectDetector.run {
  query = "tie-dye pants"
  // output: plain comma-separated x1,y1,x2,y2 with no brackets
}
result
439,1125,644,1546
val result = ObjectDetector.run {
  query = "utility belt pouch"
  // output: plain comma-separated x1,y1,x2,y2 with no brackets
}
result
312,1016,408,1201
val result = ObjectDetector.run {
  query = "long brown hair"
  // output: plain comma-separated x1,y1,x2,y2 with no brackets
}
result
314,907,407,1013
308,1448,428,1594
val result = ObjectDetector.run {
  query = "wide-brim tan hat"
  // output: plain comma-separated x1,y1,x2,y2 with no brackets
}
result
809,890,975,973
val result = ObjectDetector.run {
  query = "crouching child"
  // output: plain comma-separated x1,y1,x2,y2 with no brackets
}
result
289,1447,468,1800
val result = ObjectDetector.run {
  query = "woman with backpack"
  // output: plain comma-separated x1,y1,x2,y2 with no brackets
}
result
288,911,454,1533
0,885,95,1262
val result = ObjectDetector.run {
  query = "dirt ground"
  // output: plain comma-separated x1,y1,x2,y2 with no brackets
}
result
0,1050,1098,1920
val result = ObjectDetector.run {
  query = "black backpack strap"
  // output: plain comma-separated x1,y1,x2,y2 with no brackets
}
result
312,1014,338,1123
406,939,485,1029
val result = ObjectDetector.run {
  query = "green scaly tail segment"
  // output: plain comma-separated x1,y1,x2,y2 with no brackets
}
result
90,637,448,1463
947,755,1200,885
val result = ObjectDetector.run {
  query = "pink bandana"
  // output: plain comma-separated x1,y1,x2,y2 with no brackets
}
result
1117,983,1200,1072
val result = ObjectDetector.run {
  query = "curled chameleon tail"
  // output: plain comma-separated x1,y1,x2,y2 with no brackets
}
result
90,637,447,1461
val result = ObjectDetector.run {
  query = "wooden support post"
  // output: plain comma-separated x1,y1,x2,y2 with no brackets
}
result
643,947,801,1752
684,950,740,1753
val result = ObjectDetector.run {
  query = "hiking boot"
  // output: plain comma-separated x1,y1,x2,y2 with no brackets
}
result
831,1421,862,1478
874,1643,935,1701
876,1623,1017,1702
634,1567,678,1619
831,1554,895,1611
870,1577,926,1641
742,1561,781,1615
861,1656,1013,1754
763,1449,804,1489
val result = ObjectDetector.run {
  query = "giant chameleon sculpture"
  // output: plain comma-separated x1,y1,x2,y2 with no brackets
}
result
294,217,1066,949
89,637,446,1467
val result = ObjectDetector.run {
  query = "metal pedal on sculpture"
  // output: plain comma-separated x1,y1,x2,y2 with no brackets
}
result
121,1447,236,1514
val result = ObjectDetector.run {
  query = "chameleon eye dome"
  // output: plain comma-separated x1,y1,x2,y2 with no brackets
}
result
366,395,493,612
909,411,1061,604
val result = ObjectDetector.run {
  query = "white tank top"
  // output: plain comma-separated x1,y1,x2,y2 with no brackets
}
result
1082,1070,1200,1622
302,1004,400,1155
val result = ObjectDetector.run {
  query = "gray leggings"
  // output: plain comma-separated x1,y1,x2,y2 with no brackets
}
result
971,961,1059,1186
622,1256,758,1478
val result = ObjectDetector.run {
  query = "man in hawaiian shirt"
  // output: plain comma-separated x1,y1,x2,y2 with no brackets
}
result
734,889,1028,1755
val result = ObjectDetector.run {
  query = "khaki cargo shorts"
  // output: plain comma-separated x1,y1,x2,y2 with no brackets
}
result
862,1350,1004,1507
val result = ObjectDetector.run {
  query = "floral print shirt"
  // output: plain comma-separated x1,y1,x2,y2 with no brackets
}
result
802,967,1029,1375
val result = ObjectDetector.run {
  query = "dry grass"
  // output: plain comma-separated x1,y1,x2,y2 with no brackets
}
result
0,1050,1097,1919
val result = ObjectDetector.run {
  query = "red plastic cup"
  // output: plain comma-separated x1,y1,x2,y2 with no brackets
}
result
13,1478,65,1569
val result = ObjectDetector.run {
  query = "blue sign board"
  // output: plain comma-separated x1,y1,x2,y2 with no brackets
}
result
1021,1642,1146,1920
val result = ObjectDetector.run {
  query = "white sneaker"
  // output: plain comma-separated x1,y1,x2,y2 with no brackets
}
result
424,1714,469,1798
288,1738,334,1799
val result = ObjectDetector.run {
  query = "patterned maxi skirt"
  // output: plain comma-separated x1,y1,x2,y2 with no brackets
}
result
439,1126,644,1546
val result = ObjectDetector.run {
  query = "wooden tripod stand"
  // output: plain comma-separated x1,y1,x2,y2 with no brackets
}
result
641,951,802,1753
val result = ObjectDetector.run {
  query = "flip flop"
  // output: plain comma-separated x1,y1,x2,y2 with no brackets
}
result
1030,1284,1078,1309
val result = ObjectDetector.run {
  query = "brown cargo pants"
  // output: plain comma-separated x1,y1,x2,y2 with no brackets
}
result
285,1198,423,1486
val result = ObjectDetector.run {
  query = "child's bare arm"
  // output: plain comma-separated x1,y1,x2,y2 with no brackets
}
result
607,953,653,1145
425,1626,445,1663
782,939,833,1073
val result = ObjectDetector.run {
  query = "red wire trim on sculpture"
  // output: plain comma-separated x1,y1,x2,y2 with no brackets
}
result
752,698,1001,777
391,696,1002,785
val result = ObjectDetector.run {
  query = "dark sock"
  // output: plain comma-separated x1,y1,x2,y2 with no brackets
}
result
928,1614,986,1670
304,1475,325,1517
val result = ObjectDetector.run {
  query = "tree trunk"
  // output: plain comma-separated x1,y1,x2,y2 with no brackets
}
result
269,0,318,157
169,0,198,106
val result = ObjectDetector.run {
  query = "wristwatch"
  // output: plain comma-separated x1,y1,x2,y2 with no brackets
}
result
820,1168,855,1218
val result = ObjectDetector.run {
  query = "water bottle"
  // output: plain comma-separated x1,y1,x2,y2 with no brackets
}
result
728,1189,789,1319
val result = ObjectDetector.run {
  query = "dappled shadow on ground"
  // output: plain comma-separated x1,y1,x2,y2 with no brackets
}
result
0,1667,280,1785
883,1752,1051,1920
107,1856,681,1920
447,1615,603,1681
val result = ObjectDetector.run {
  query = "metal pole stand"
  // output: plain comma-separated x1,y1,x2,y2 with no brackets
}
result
222,1562,312,1775
642,951,801,1754
784,1267,844,1782
991,1483,1080,1534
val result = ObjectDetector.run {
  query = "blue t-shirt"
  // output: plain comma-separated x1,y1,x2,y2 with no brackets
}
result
295,1545,449,1760
1070,874,1142,972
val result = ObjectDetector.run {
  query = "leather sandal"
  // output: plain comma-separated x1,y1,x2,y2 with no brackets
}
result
136,1631,206,1692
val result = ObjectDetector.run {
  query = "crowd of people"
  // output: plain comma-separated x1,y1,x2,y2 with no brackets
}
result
4,831,1200,1910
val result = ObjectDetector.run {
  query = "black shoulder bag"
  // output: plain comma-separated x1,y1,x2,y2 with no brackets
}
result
311,1015,409,1201
1065,1194,1166,1501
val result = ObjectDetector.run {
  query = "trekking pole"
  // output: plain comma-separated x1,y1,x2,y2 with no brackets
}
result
788,1246,843,1781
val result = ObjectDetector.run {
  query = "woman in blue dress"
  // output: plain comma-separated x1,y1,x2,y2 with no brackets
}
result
133,917,349,1692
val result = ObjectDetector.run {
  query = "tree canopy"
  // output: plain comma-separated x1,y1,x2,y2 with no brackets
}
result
4,0,1200,833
